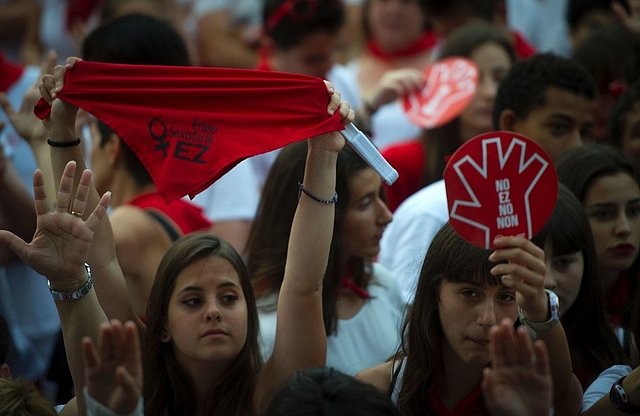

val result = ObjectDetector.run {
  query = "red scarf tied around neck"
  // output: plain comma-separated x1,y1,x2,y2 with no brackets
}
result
35,61,345,203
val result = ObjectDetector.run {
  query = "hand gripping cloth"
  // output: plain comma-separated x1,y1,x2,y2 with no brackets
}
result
35,61,345,203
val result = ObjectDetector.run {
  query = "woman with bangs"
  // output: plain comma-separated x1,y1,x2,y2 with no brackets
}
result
532,185,627,390
356,223,583,416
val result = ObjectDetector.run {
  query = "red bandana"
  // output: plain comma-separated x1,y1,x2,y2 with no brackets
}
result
35,61,345,203
366,31,438,62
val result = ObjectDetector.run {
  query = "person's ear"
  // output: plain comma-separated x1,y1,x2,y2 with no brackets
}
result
0,363,11,379
105,132,123,164
498,109,517,132
161,327,171,343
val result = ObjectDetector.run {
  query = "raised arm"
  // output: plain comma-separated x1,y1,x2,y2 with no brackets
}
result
39,59,142,330
0,161,111,415
255,84,354,409
490,236,583,416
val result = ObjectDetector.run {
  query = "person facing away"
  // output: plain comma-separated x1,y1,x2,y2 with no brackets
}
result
67,14,213,318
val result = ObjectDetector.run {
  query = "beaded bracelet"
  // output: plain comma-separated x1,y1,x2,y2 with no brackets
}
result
298,182,338,204
47,137,81,147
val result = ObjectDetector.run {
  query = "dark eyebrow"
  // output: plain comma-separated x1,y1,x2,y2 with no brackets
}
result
178,280,240,295
545,113,575,123
587,202,615,209
589,198,640,209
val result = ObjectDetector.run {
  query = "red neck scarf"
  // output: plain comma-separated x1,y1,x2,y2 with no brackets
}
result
339,260,370,299
35,61,344,203
257,47,274,72
340,276,370,299
366,31,438,62
0,53,25,93
608,271,630,328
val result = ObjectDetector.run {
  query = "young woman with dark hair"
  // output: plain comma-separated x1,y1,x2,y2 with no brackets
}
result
532,185,628,389
357,223,582,416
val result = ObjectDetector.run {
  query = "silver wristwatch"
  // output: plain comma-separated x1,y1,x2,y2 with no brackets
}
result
518,289,560,337
48,263,94,301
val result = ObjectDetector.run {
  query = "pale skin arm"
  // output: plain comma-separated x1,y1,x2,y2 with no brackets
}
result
0,162,112,416
255,85,355,410
491,236,583,416
581,366,640,416
482,318,553,416
39,59,143,331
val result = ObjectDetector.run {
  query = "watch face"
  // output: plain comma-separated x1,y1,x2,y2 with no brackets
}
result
612,392,622,407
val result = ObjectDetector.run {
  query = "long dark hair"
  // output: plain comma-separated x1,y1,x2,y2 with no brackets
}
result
246,141,375,335
395,222,500,415
556,144,640,328
532,185,628,386
144,234,262,415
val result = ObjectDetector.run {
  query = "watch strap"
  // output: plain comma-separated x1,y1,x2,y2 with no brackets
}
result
610,376,640,413
518,289,560,337
48,263,94,301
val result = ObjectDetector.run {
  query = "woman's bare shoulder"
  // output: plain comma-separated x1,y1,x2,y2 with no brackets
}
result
355,360,394,394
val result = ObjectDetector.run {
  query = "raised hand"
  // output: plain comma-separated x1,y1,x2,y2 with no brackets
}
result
482,318,552,416
82,320,143,415
310,82,354,155
489,236,549,323
38,57,83,139
0,160,110,288
364,68,425,113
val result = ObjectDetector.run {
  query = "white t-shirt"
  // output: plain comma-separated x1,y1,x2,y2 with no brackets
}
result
378,179,448,305
506,0,571,57
190,159,259,222
257,263,405,375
